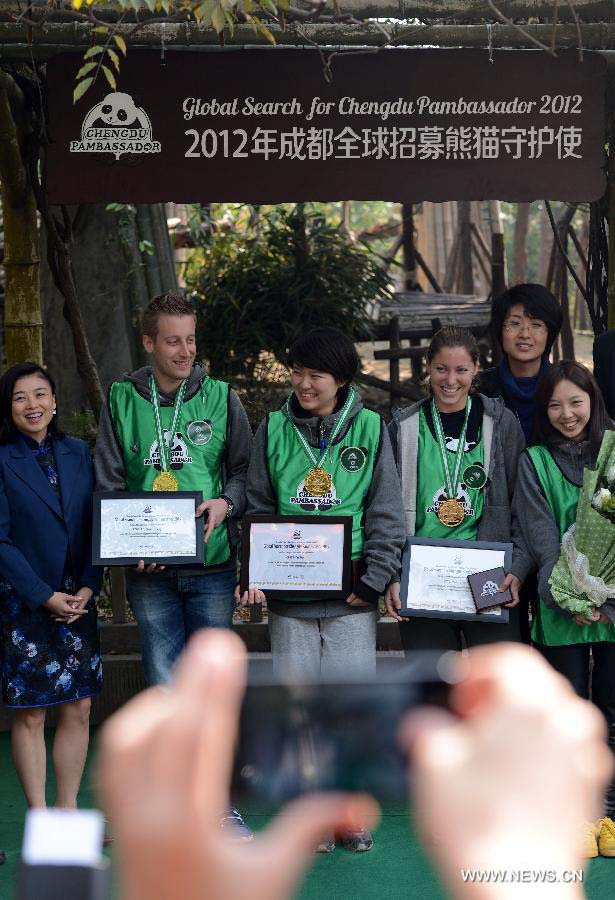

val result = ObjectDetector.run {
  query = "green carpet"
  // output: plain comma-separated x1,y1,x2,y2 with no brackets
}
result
0,731,614,899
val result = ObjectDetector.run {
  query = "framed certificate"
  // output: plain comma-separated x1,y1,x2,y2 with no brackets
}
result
400,537,513,623
92,491,204,566
240,515,353,599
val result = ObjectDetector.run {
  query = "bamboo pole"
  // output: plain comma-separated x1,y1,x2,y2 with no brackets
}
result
0,70,43,366
608,121,615,329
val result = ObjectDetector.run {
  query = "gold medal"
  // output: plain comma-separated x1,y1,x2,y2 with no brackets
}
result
304,467,332,497
152,471,180,491
437,498,465,527
149,374,187,494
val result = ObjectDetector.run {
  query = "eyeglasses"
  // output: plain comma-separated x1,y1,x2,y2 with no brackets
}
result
502,320,548,335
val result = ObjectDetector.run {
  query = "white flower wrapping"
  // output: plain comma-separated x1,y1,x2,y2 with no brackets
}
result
592,487,612,510
549,432,615,618
560,524,615,608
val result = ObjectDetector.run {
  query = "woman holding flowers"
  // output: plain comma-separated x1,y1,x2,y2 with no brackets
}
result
513,360,615,852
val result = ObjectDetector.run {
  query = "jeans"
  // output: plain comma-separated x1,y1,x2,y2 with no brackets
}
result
126,568,236,685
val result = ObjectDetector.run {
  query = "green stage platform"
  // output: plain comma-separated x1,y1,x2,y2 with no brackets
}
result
0,732,613,900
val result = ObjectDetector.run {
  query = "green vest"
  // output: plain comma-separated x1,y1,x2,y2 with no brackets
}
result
266,406,381,601
415,407,485,540
527,445,615,645
108,376,231,566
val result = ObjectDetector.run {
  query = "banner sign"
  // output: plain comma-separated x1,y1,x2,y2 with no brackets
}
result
46,48,606,203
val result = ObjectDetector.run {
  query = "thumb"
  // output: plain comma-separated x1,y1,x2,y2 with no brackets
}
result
260,793,380,892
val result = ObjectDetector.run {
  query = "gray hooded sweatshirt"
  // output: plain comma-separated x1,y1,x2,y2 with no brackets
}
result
513,435,615,620
245,387,406,619
388,393,533,583
94,363,253,572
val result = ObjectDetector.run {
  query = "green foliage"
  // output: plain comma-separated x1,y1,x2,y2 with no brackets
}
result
72,0,291,100
138,239,155,256
187,204,392,385
73,24,124,103
59,411,98,451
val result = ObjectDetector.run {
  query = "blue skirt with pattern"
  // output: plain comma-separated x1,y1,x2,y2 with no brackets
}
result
0,580,102,708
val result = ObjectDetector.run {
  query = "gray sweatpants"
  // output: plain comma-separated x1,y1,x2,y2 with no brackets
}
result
268,609,377,681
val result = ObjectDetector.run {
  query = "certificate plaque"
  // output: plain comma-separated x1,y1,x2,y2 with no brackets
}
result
240,516,352,599
93,491,204,566
400,537,513,623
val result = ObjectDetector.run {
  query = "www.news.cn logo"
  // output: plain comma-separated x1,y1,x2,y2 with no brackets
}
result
460,869,584,884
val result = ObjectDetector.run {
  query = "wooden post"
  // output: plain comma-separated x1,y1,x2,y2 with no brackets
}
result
443,232,460,293
545,240,557,293
490,232,507,364
512,202,530,283
110,568,128,625
558,230,576,359
491,233,506,298
459,201,474,294
401,203,418,290
401,205,423,379
414,247,443,293
607,121,615,329
389,315,401,415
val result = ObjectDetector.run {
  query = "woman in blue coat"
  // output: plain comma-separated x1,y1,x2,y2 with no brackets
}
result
0,363,102,809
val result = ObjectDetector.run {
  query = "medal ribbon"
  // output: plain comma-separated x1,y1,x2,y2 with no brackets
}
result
431,397,472,501
149,375,188,473
286,387,356,470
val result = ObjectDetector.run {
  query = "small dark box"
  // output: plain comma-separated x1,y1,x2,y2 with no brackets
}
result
467,567,511,612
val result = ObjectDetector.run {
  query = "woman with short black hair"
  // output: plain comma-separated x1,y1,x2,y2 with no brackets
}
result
0,362,101,810
238,327,405,853
287,327,361,385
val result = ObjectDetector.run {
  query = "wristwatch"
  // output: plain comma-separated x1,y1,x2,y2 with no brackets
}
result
221,495,234,518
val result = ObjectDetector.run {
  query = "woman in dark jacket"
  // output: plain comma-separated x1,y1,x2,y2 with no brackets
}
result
0,363,101,809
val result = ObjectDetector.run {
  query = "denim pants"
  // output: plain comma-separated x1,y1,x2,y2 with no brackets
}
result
126,568,236,685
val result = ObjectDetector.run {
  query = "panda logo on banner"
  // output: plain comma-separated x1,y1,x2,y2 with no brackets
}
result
69,92,162,161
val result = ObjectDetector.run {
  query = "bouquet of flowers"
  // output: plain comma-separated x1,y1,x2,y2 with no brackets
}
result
592,461,615,523
549,430,615,618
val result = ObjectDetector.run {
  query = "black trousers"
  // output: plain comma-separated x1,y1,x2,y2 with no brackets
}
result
517,572,537,646
399,604,521,653
538,642,615,817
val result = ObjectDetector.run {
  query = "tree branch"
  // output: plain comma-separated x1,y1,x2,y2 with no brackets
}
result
486,0,558,56
0,68,28,207
545,200,587,301
564,0,583,61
